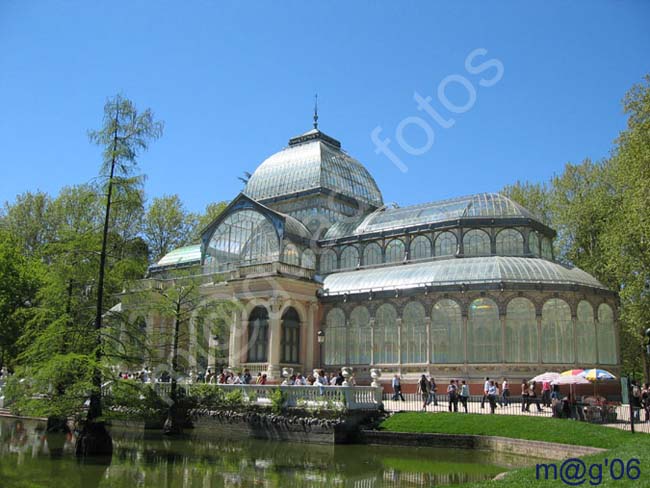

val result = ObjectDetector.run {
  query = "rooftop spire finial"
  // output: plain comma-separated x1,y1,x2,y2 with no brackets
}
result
313,93,319,130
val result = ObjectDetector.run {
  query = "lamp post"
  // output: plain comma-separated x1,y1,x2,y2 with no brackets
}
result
317,330,325,371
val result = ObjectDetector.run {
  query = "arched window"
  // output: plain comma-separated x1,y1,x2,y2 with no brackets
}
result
363,242,382,266
301,248,316,269
349,306,371,364
542,299,574,363
324,308,346,365
340,245,359,270
468,298,501,362
385,239,405,263
598,304,617,365
505,298,537,363
374,303,398,364
248,306,269,362
463,229,491,256
320,249,337,274
431,299,464,363
576,301,596,364
205,210,280,272
496,229,524,256
410,235,432,261
281,308,301,364
541,237,553,260
282,243,300,265
528,231,540,256
435,232,457,257
401,301,427,364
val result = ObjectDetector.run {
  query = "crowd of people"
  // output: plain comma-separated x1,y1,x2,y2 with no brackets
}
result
114,367,357,388
391,374,513,414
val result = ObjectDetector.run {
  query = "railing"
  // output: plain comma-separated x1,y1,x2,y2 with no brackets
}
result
146,383,383,410
239,363,268,374
381,392,650,433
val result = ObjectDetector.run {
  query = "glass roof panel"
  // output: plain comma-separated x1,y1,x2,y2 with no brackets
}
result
154,245,201,267
244,134,383,208
322,256,606,295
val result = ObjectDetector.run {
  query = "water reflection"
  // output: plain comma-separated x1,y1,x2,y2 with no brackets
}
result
0,418,536,487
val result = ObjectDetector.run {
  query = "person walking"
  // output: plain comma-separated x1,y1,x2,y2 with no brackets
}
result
528,381,543,412
459,380,470,413
391,374,405,401
541,380,552,407
480,377,490,409
487,380,498,414
501,377,510,407
447,379,459,412
417,374,430,411
521,379,530,412
631,380,642,422
427,376,438,407
642,383,650,423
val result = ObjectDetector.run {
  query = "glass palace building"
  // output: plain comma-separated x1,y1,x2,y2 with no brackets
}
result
146,126,619,385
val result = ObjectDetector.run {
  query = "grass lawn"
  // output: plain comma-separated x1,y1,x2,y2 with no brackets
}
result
379,412,650,487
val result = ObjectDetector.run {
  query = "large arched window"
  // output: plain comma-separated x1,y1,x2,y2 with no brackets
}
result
401,301,427,364
374,303,398,364
205,210,280,271
410,235,432,261
248,306,269,363
385,239,405,263
431,299,464,363
363,242,382,266
281,308,300,364
320,249,337,274
496,229,524,256
542,299,574,363
435,232,457,257
505,298,537,363
463,229,491,256
576,301,596,364
541,237,553,260
340,245,359,270
324,308,346,365
528,231,540,256
468,298,501,362
349,306,371,364
598,304,617,365
282,243,300,265
301,248,316,269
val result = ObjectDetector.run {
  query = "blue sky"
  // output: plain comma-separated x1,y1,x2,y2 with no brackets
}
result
1,1,649,213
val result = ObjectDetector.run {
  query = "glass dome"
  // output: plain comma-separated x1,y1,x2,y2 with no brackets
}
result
244,129,383,208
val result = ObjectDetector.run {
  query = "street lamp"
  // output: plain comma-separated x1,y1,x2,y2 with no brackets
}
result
317,330,325,370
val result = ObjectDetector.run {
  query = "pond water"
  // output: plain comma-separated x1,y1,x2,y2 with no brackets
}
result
0,417,537,487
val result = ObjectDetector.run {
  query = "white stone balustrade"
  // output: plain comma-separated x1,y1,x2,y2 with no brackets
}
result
176,383,384,410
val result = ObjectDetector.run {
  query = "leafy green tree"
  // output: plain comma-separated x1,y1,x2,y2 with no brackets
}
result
125,272,238,433
501,180,553,225
192,201,228,241
604,75,650,380
79,94,163,455
1,191,54,256
0,230,43,369
550,159,617,284
144,194,196,262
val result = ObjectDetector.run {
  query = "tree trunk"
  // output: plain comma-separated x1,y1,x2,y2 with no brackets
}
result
76,110,120,458
164,305,183,435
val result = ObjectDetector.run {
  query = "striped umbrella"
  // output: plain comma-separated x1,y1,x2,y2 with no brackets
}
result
560,369,585,376
579,369,616,398
531,372,560,383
